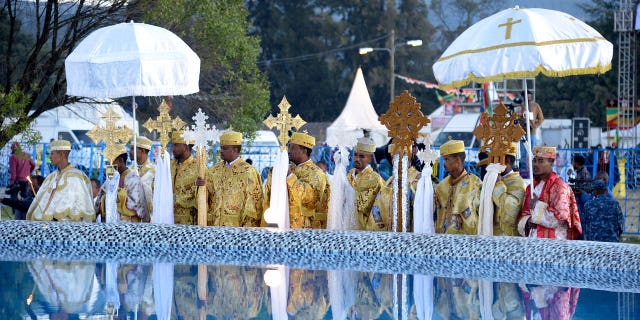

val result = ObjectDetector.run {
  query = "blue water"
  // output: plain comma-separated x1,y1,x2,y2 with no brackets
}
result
0,261,638,319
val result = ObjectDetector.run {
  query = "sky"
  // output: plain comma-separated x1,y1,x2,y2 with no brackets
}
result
505,0,591,20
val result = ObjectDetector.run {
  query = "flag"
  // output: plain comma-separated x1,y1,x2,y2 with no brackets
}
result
435,91,444,105
606,107,618,129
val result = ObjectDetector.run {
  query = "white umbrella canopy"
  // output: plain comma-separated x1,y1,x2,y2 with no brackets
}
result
432,6,613,191
65,21,200,98
432,6,613,88
65,21,200,165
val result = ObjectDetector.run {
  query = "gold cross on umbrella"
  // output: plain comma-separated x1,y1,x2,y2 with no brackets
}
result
263,96,306,150
87,107,134,164
379,90,430,159
473,102,525,166
143,99,186,151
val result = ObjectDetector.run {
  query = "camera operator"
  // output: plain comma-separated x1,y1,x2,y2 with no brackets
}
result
2,175,43,215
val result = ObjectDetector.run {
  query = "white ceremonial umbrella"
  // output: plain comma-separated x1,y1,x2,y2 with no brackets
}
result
432,6,613,187
65,21,200,164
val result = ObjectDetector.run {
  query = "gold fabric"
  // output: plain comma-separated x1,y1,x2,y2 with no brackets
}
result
347,166,384,230
440,140,465,156
208,266,264,319
492,282,525,320
287,269,329,319
27,164,95,222
134,136,153,150
435,278,480,319
117,168,149,222
264,160,329,228
368,167,421,231
220,131,243,145
290,132,315,148
492,171,526,236
353,272,393,319
434,170,481,234
171,156,199,225
206,158,263,227
50,139,71,151
137,159,156,216
355,137,376,154
173,265,199,318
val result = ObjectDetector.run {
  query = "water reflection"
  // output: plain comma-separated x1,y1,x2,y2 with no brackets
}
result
0,261,636,319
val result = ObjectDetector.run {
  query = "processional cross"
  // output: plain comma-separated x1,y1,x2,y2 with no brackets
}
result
379,90,431,159
87,107,134,164
143,99,186,151
183,109,220,227
263,96,306,150
379,90,430,232
472,102,525,166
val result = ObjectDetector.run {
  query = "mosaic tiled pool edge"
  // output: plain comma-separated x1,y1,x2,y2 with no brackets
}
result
0,220,638,293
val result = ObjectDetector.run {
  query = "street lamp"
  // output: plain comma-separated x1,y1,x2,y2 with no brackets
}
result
359,30,423,102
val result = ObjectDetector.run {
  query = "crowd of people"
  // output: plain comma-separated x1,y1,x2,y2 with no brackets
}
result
8,125,622,245
8,128,626,319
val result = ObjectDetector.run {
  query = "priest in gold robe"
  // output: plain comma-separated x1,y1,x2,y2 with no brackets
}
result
170,132,199,225
197,130,263,227
26,140,95,222
347,137,384,230
492,143,527,236
369,143,422,232
129,136,155,217
264,132,330,228
112,145,149,222
434,140,481,234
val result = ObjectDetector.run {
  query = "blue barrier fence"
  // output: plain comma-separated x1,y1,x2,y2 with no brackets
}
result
2,143,638,233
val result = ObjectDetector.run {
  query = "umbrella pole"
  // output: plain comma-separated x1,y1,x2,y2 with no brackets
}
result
523,80,534,197
132,97,137,168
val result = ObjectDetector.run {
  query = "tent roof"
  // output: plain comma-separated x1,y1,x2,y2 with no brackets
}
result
327,67,388,145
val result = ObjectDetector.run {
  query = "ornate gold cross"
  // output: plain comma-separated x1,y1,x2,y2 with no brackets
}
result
379,90,430,159
498,17,522,40
87,107,134,164
473,102,525,165
143,99,186,150
263,96,306,150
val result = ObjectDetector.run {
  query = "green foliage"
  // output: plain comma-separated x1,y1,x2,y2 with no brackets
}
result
136,0,271,137
248,0,440,120
0,85,40,148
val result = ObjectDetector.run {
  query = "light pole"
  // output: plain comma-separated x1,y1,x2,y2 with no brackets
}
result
359,30,423,102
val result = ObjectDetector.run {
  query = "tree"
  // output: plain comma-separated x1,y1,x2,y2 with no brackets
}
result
248,0,440,122
133,0,271,135
0,0,132,149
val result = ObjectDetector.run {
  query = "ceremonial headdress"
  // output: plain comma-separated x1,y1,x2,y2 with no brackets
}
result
533,146,556,159
439,140,465,156
220,131,243,146
506,142,518,156
171,130,194,145
290,132,315,149
134,136,153,150
355,137,376,154
114,144,127,157
50,140,71,151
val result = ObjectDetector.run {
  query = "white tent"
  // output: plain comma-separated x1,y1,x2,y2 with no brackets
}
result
327,67,389,146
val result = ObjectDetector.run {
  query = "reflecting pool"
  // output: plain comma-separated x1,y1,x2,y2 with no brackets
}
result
0,221,639,319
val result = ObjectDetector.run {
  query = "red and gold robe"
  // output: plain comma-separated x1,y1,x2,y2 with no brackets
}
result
518,172,582,239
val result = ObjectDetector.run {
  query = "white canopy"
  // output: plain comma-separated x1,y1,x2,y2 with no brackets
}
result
327,67,389,146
